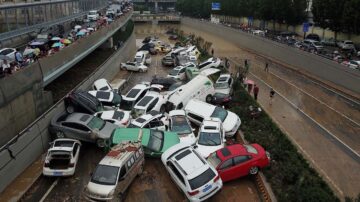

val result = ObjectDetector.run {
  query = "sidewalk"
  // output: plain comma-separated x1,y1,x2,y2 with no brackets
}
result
247,72,360,199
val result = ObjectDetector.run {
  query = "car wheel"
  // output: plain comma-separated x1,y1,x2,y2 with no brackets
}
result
206,95,213,103
56,131,65,139
249,166,259,175
96,139,106,148
66,105,74,114
121,65,126,70
139,69,144,73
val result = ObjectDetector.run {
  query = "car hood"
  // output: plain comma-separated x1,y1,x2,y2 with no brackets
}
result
215,88,230,95
196,144,224,158
99,123,119,139
178,133,196,145
86,181,114,197
223,111,240,132
161,132,180,153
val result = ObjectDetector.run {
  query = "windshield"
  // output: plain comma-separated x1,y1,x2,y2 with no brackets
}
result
147,130,164,152
189,168,216,190
171,116,192,134
169,69,180,76
121,99,134,111
208,152,222,168
91,165,119,185
198,132,221,146
87,116,106,130
112,93,122,106
215,82,229,89
210,107,228,122
245,145,258,154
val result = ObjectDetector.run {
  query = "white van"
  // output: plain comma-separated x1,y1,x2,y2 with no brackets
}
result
184,99,241,137
165,75,215,111
134,51,151,65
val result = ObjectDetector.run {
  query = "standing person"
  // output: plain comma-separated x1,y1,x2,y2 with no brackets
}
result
264,61,269,72
269,88,275,105
211,48,214,56
15,49,24,67
244,59,250,74
253,84,259,101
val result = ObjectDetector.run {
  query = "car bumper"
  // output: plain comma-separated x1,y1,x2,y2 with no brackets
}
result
84,190,113,201
188,181,223,202
43,167,75,177
225,119,241,137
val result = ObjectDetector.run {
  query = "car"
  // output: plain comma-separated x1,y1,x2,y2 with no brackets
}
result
167,66,187,80
198,57,222,70
305,33,320,42
134,51,151,65
337,40,355,50
195,119,226,158
120,83,150,111
211,93,232,107
150,77,177,91
133,90,168,117
0,48,16,65
155,44,172,54
162,54,176,67
207,144,270,182
161,143,223,202
321,38,337,46
128,110,167,131
92,78,117,93
121,61,148,72
64,91,104,114
168,110,196,145
84,142,144,201
88,91,122,109
94,110,131,127
50,112,119,147
168,35,178,40
87,10,99,21
303,39,323,52
110,128,180,157
43,139,81,177
341,60,360,70
185,46,201,59
214,74,234,96
185,99,241,137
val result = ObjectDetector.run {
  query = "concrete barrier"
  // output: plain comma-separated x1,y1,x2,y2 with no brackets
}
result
0,31,136,194
181,18,360,95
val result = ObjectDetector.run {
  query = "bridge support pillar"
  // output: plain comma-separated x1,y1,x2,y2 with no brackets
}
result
155,1,158,13
100,36,113,49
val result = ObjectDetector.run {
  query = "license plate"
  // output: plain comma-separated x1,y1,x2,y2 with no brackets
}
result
203,185,212,192
53,171,62,176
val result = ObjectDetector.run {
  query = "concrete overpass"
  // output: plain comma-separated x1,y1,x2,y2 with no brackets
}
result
132,0,176,13
132,13,180,23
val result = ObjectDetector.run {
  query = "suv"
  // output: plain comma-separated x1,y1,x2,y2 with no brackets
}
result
133,91,168,117
303,39,323,52
214,74,234,96
88,91,122,109
198,57,222,70
128,110,167,131
84,142,144,201
168,110,196,145
161,143,223,201
121,83,149,111
162,54,176,67
64,91,104,114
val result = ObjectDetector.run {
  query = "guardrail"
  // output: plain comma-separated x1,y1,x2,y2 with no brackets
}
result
132,14,180,22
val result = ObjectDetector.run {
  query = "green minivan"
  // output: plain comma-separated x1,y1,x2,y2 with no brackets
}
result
110,128,180,158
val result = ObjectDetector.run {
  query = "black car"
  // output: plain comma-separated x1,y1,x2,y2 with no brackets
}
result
306,34,320,42
64,91,104,114
211,93,232,107
138,43,157,55
150,77,177,91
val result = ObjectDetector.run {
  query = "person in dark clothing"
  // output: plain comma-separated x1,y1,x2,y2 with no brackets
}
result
211,48,214,56
253,85,259,100
264,62,269,72
269,88,275,105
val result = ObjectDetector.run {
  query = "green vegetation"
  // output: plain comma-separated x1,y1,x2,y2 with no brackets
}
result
229,81,339,202
113,20,134,44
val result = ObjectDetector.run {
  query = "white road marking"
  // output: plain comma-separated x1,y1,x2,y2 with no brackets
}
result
39,179,58,202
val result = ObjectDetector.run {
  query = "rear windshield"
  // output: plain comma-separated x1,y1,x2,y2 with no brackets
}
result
91,165,119,185
189,168,216,190
169,69,180,76
121,99,134,111
49,151,71,158
113,111,124,120
87,116,106,130
198,132,221,146
210,107,228,122
171,116,192,134
126,89,141,98
54,140,74,147
147,130,164,152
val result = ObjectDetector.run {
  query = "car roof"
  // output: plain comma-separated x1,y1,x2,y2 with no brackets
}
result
216,144,248,161
88,91,113,101
93,79,111,90
112,128,150,144
97,110,125,119
132,111,162,126
65,113,93,124
169,110,186,117
216,74,230,83
49,139,79,152
99,142,142,167
185,99,216,117
201,119,221,132
135,95,156,109
172,148,209,179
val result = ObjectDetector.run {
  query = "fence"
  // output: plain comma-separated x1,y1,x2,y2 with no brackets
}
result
0,29,136,194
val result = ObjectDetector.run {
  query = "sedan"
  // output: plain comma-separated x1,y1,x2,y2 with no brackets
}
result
50,112,120,147
168,110,196,145
342,60,360,70
121,61,148,72
207,144,270,182
167,66,186,81
211,93,232,107
214,74,234,96
94,110,131,127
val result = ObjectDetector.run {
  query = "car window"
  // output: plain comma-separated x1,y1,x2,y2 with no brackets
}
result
118,166,126,180
187,112,203,123
63,122,90,132
72,143,79,156
148,98,159,111
219,158,233,170
147,130,164,152
167,161,185,185
234,156,251,165
189,168,216,190
150,118,164,128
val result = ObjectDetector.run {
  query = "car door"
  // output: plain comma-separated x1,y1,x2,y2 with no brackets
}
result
72,143,81,167
61,122,91,141
167,161,187,192
179,68,186,80
228,78,234,95
217,158,235,182
233,155,254,178
127,62,135,71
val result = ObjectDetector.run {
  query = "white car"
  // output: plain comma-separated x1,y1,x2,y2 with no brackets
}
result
185,99,241,137
43,139,81,177
128,110,167,131
342,60,360,70
161,143,223,202
87,10,99,21
121,83,150,111
94,110,131,127
121,61,148,72
93,78,116,92
198,57,222,70
0,48,16,66
133,90,168,117
195,119,226,158
338,40,355,50
168,110,196,145
214,74,234,96
167,66,187,80
88,91,122,109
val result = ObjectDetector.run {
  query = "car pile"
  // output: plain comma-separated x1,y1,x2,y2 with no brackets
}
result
44,42,270,201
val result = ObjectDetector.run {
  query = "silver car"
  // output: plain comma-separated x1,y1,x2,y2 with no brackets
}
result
50,112,120,147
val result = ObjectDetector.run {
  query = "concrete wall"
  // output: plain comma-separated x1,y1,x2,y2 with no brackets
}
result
181,18,360,96
0,32,136,194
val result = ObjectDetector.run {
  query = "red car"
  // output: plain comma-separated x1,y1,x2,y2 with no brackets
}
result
207,144,270,182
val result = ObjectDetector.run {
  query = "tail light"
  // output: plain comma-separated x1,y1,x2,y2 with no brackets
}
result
69,163,75,167
213,175,220,182
188,190,199,196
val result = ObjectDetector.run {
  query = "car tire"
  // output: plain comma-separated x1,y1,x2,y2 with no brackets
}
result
249,166,259,175
56,131,65,139
66,105,74,114
206,95,213,103
139,69,144,73
121,65,126,70
96,139,106,148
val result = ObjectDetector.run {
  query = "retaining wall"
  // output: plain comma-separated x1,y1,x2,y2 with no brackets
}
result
0,31,136,194
181,18,360,95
